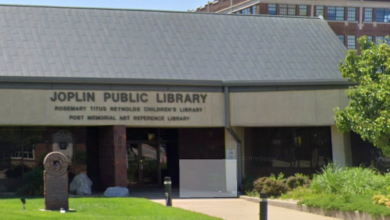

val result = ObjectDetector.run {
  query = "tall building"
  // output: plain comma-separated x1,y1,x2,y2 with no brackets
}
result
193,0,390,50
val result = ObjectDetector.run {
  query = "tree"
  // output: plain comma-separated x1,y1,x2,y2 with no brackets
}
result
335,36,390,156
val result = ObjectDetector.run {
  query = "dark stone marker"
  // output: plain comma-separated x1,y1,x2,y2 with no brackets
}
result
43,152,69,210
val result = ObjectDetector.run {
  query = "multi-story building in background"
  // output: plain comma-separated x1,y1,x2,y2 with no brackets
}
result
193,0,390,50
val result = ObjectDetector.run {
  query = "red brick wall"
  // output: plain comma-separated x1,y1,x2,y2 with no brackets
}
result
98,126,127,189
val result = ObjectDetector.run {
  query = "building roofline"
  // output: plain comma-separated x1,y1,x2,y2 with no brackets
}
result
0,76,351,87
0,3,321,20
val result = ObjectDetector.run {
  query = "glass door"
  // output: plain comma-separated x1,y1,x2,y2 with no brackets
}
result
140,143,159,185
127,142,160,186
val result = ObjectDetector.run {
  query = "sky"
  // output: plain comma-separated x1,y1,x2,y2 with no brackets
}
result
0,0,209,11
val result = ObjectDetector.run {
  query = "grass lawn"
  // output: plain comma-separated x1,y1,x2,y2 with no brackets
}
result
0,197,221,220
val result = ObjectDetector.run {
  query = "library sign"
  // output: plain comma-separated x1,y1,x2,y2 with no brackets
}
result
0,90,224,126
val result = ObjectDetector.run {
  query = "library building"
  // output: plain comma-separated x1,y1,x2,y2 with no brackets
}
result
0,5,378,194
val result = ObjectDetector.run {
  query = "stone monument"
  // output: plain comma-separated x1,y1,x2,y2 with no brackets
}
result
43,152,69,210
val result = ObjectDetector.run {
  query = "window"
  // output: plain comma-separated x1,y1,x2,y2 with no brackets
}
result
299,5,308,16
268,4,277,15
11,148,34,159
246,127,332,169
367,36,373,42
280,4,296,16
316,6,324,17
347,7,356,21
251,5,257,14
337,35,345,45
347,35,356,49
376,8,390,22
364,8,373,22
376,36,390,45
241,7,251,14
328,7,345,21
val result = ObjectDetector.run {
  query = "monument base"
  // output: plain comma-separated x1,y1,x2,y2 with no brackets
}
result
39,209,76,212
45,201,69,211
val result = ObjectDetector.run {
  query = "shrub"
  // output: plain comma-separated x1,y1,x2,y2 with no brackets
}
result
253,177,268,193
310,163,390,196
16,167,44,196
286,174,311,190
253,175,287,197
261,179,287,197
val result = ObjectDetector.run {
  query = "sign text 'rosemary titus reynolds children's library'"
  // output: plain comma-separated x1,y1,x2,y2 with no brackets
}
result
42,91,224,126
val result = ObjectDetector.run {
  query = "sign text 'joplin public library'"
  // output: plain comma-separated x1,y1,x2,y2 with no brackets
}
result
49,91,211,122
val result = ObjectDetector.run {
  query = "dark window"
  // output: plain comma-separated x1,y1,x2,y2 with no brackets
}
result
280,4,296,16
316,6,324,17
246,127,332,169
347,7,356,21
299,5,308,16
328,6,345,21
337,35,345,45
347,35,356,49
268,4,277,15
364,8,373,22
376,8,390,22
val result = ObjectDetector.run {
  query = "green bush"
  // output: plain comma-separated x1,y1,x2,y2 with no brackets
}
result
310,163,390,196
253,173,288,197
253,177,268,193
286,174,311,190
16,167,44,196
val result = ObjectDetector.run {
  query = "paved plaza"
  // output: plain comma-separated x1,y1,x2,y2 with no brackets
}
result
150,198,340,220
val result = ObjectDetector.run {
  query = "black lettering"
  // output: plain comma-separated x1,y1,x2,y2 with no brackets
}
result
58,92,66,102
168,94,174,103
104,93,111,102
67,92,75,101
121,93,128,102
184,94,192,103
193,94,200,103
156,94,163,103
87,93,95,102
112,93,119,102
50,92,57,101
200,94,207,103
176,94,183,103
140,93,148,102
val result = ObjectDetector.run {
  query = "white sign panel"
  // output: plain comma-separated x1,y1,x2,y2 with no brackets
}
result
0,90,224,126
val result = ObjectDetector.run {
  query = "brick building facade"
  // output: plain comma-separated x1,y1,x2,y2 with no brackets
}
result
193,0,390,50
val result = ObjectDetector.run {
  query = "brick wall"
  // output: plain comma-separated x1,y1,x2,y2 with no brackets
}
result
98,126,127,189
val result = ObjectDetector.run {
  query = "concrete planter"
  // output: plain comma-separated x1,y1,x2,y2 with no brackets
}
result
240,196,390,220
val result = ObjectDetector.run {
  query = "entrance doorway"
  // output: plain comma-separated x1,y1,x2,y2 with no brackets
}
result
126,128,178,188
127,142,160,186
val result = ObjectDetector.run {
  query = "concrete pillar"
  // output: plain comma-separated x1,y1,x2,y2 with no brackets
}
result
224,127,245,193
331,125,352,167
98,125,127,189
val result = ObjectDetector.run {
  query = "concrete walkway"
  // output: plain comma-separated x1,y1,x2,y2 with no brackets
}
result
150,198,341,220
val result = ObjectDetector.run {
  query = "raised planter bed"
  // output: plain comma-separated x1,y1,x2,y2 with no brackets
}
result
240,196,390,220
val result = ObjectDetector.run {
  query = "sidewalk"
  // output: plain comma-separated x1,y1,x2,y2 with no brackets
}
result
150,198,341,220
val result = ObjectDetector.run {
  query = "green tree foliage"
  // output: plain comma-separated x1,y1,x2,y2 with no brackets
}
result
335,36,390,156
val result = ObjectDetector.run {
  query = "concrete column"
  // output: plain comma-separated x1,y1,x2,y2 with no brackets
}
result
331,125,352,167
98,125,127,189
224,127,245,193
